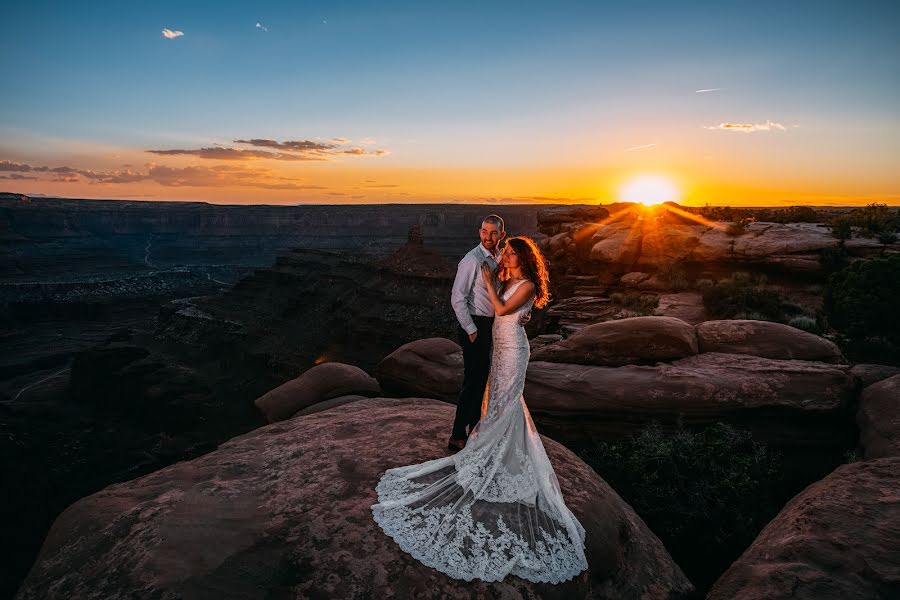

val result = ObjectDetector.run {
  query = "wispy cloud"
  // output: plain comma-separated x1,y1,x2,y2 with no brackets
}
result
625,143,656,152
0,160,33,171
255,22,268,32
695,88,723,93
235,139,334,152
0,159,329,191
161,28,184,39
704,120,787,133
145,138,391,161
146,147,325,161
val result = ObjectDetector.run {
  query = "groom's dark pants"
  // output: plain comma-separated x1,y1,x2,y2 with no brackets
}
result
452,315,494,440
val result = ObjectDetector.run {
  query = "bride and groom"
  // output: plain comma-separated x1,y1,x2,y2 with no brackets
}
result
371,214,589,584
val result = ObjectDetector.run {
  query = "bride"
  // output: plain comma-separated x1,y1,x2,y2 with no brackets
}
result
371,236,588,584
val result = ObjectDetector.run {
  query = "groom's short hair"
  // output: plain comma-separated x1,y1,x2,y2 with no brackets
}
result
482,214,505,232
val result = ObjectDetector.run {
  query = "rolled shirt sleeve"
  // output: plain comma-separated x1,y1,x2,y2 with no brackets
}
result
451,255,479,335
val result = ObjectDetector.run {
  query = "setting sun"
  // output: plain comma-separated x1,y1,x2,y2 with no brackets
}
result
619,175,681,206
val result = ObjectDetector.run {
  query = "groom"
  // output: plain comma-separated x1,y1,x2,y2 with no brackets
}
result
448,214,507,452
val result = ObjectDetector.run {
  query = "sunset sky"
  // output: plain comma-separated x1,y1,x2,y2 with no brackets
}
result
2,0,899,206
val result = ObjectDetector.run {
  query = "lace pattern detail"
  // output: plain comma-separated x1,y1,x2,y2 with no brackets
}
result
371,279,588,583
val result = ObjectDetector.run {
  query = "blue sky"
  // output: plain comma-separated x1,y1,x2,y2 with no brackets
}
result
2,0,899,204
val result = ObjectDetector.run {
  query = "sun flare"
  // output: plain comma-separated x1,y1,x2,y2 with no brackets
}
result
619,175,680,206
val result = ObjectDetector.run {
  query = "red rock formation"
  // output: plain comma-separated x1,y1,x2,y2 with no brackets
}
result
375,337,463,402
857,375,900,459
254,362,381,422
530,316,699,366
695,319,845,363
524,353,856,450
15,398,694,599
707,457,900,600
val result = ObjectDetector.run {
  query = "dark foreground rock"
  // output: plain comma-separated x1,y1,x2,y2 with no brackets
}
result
707,457,900,600
857,375,900,459
16,398,693,600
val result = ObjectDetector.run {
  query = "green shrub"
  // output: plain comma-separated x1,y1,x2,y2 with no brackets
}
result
819,246,850,273
701,272,785,321
824,254,900,363
659,262,689,291
733,311,769,321
726,218,754,236
788,315,821,334
829,217,853,244
578,421,782,591
611,292,659,315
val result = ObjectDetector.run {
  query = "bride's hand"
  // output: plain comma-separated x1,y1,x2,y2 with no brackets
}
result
480,261,495,286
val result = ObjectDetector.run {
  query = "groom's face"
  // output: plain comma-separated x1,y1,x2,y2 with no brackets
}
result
479,221,505,253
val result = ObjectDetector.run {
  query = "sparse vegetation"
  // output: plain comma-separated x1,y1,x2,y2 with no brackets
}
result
658,262,690,291
823,254,900,364
726,217,754,236
829,217,853,246
700,272,788,321
697,204,820,224
819,246,850,274
826,202,900,245
578,421,783,592
788,315,821,334
610,291,659,315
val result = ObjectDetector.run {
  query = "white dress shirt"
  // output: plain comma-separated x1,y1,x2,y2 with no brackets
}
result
451,243,501,335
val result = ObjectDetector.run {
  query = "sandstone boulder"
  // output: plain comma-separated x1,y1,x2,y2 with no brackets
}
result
254,362,380,422
523,353,856,449
653,292,709,325
707,457,900,600
851,363,900,388
620,272,651,286
530,316,698,366
293,394,369,417
375,337,463,402
16,398,694,600
857,375,900,459
695,320,845,363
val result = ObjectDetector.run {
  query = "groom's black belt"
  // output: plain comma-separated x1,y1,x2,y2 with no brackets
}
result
471,314,495,321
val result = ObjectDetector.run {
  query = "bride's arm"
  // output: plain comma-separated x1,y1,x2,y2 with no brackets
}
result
480,263,535,316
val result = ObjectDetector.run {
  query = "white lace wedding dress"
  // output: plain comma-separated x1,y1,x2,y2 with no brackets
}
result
371,280,589,583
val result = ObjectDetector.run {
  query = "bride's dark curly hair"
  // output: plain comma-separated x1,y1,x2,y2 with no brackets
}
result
498,236,551,309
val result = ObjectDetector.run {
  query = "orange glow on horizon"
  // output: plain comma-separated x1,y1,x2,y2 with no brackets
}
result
1,152,897,207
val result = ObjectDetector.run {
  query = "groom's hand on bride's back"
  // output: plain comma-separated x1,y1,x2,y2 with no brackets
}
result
519,310,531,326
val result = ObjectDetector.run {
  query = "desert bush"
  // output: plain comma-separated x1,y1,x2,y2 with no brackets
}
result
755,206,819,223
726,217,754,236
701,272,785,321
788,315,821,334
733,311,769,321
819,246,850,273
578,421,782,592
611,292,659,315
659,262,690,291
824,254,900,363
824,254,900,340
